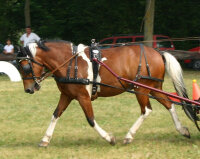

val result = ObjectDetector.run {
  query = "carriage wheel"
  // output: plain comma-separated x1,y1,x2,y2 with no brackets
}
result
182,103,200,131
194,107,200,131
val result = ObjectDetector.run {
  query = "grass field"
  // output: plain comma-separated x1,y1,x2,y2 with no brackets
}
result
0,70,200,159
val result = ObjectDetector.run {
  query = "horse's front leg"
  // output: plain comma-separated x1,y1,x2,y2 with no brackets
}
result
39,94,72,147
78,95,116,145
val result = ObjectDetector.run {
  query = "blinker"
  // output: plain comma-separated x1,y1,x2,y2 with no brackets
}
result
22,63,32,74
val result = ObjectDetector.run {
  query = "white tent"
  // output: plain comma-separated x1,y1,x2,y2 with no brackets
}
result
0,61,21,82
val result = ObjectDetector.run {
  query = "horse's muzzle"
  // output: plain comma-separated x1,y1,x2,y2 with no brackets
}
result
25,82,41,94
25,88,34,94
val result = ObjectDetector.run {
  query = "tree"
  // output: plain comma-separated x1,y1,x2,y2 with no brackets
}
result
0,0,24,44
24,0,31,27
144,0,155,47
0,0,199,49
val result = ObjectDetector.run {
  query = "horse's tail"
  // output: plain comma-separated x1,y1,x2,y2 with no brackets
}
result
162,52,197,121
162,52,187,98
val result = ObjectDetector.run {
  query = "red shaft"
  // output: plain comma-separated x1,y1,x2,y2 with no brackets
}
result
93,58,200,106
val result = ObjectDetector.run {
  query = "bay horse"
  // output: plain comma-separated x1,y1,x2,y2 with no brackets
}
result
17,40,191,147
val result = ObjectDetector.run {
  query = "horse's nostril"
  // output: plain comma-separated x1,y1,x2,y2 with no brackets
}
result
25,89,31,93
25,88,33,94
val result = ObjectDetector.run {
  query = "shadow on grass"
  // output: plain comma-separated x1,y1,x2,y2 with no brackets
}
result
133,132,200,145
1,131,200,149
0,137,110,149
50,137,113,148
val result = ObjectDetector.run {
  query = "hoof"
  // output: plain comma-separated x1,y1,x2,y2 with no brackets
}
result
109,134,116,146
181,127,190,138
38,141,49,147
123,138,133,145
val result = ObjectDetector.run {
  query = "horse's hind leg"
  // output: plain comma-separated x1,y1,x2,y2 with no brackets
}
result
77,95,116,145
151,91,190,138
124,89,152,144
39,94,72,147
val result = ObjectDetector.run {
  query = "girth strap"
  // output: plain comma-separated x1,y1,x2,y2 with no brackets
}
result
54,77,90,85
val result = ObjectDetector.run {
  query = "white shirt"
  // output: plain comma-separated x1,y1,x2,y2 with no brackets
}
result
4,45,14,53
20,32,40,47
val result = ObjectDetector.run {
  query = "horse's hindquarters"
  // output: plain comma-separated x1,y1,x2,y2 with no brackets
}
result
97,46,165,97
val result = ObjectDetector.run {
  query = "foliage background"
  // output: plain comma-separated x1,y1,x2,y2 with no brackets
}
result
0,0,199,49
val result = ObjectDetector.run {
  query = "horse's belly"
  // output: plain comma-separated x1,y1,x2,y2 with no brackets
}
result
97,87,125,97
96,74,131,97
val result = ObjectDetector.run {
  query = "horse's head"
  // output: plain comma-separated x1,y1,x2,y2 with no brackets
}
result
17,43,45,94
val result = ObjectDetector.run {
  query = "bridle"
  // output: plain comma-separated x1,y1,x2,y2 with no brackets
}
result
17,56,45,85
17,47,80,85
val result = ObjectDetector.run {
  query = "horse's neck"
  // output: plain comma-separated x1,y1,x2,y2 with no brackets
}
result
41,44,73,74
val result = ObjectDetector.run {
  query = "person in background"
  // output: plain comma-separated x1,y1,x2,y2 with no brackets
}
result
3,39,14,54
2,39,18,68
20,26,40,47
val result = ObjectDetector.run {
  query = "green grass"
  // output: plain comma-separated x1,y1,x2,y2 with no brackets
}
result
0,70,200,159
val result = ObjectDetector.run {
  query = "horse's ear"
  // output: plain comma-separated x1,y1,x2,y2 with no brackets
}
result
37,40,49,51
16,46,26,57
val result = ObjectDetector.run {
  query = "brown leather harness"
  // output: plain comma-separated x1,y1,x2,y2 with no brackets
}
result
18,42,163,96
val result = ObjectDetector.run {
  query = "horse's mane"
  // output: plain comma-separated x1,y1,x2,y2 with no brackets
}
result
37,40,72,51
17,46,33,58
